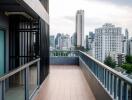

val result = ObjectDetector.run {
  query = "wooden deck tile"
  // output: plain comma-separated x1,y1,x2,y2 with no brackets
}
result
35,65,95,100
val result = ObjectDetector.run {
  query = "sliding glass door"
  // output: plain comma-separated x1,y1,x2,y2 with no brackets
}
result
0,30,5,75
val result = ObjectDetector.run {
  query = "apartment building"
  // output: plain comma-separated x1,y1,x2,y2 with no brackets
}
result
95,23,122,62
75,10,84,47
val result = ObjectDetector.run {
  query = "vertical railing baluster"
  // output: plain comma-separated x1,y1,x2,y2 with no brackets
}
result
123,83,129,100
0,80,5,100
118,79,121,100
110,73,112,94
25,67,29,100
130,86,132,100
97,64,99,77
0,81,2,100
114,75,116,99
112,74,114,97
95,64,97,76
101,67,103,83
107,71,109,91
37,60,40,86
105,70,108,89
103,69,106,86
116,77,119,100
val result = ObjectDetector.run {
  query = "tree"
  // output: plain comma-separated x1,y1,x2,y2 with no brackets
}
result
121,63,132,74
121,55,132,74
104,56,116,68
125,55,132,64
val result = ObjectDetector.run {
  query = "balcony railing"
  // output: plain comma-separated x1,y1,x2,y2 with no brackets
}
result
50,50,79,57
0,50,132,100
0,58,40,100
50,50,132,100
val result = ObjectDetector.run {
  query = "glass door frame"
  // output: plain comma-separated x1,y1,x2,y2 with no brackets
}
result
0,27,6,74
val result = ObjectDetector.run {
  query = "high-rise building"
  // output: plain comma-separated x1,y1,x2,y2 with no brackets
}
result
95,23,122,62
55,33,71,50
71,33,77,47
86,32,95,57
86,32,95,50
128,37,132,56
130,38,132,56
61,34,71,50
50,35,55,50
89,32,95,41
125,29,129,40
86,35,89,49
55,33,61,49
75,10,84,47
122,29,130,55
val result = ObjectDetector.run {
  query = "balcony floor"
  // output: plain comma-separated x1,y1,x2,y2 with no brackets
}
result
35,65,95,100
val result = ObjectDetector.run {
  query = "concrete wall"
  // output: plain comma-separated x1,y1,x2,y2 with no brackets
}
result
79,58,112,100
50,57,79,65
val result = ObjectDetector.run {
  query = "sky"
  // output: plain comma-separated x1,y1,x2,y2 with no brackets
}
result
49,0,132,37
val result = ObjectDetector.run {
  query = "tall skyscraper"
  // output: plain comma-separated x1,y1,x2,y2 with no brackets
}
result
76,10,84,47
125,29,129,40
95,23,122,62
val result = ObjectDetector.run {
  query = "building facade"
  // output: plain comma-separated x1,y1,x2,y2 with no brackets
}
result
122,29,130,55
55,33,61,49
75,10,84,47
71,33,77,47
0,0,49,99
95,23,122,62
86,32,95,50
55,33,71,50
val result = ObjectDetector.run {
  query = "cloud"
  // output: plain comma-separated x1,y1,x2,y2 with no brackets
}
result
50,0,132,37
64,16,75,22
85,0,132,7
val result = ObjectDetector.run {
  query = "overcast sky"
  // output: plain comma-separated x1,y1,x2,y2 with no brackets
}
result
49,0,132,37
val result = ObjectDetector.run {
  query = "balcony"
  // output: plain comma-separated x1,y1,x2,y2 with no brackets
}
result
0,51,132,100
35,65,95,100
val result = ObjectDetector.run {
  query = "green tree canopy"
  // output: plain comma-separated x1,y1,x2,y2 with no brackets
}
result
104,56,116,68
125,55,132,64
121,63,132,74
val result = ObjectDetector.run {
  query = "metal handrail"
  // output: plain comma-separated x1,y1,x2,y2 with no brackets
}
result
50,50,132,85
0,58,40,81
79,51,132,85
50,50,79,57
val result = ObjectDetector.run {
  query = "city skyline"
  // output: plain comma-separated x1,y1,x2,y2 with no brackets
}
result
50,0,132,37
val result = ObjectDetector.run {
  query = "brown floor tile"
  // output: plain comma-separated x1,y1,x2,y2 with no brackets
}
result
35,65,95,100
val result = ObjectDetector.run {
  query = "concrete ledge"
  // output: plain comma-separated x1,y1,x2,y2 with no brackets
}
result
79,58,112,100
50,57,79,65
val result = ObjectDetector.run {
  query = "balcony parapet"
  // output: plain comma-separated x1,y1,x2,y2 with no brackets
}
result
50,50,79,65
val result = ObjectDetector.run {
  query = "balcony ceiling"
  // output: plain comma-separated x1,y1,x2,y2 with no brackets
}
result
0,0,38,19
0,0,23,12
